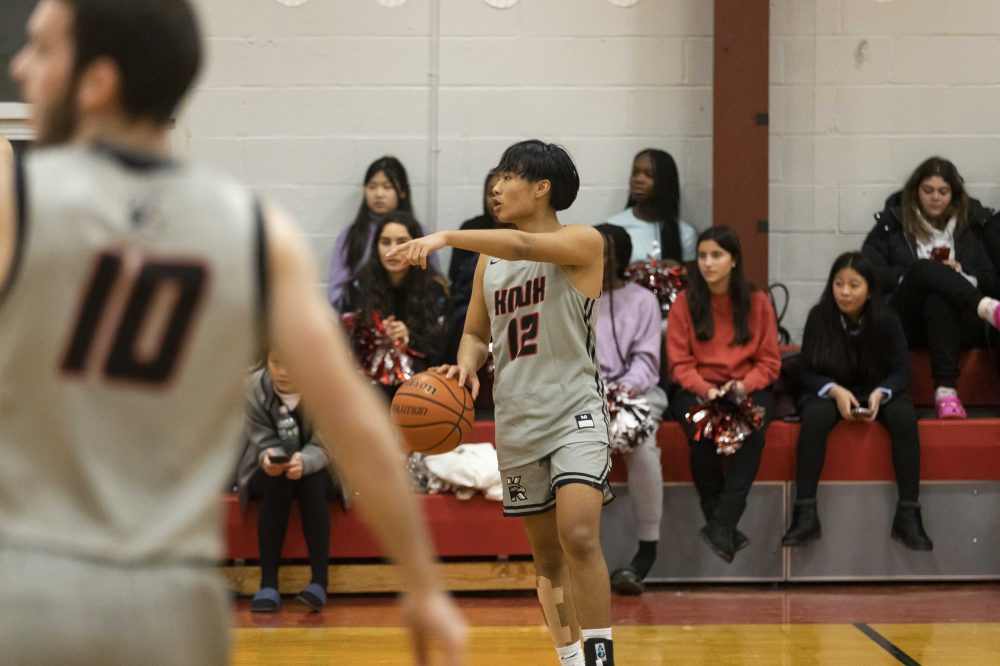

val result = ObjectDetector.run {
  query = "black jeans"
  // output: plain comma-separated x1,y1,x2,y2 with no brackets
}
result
250,467,336,589
669,388,776,529
794,393,920,503
891,259,986,387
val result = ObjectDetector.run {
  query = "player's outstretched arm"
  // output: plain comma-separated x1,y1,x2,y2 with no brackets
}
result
264,203,467,666
0,137,15,290
388,224,604,269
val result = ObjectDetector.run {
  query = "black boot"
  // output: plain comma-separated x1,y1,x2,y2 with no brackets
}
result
700,522,735,563
782,499,821,547
891,501,933,551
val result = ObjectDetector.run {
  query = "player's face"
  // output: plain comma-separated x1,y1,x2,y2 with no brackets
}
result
832,266,869,320
629,153,655,204
365,171,401,216
10,0,79,145
491,172,540,225
917,175,952,222
484,174,500,223
378,222,413,279
697,239,735,291
267,354,296,394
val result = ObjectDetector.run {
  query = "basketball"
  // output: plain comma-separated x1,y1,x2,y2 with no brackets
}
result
390,371,475,455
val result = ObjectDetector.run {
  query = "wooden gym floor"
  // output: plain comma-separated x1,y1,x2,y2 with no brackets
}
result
232,582,1000,664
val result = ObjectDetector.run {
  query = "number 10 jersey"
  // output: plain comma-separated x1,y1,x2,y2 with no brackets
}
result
0,145,263,565
484,257,610,468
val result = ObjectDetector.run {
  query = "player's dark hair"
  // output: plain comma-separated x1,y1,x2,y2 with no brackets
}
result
627,148,683,262
494,140,579,211
802,252,889,389
63,0,201,125
686,225,755,346
595,223,632,370
344,156,414,277
353,212,447,356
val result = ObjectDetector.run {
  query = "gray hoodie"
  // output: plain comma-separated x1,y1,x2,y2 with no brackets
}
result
235,368,346,514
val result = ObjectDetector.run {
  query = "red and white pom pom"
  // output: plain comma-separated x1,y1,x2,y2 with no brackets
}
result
606,384,657,454
624,259,689,318
685,389,766,456
342,311,423,386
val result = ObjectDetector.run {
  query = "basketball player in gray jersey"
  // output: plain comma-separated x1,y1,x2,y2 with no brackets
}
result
390,140,616,666
0,1,465,664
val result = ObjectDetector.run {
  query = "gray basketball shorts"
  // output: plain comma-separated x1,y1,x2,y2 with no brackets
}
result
500,440,615,517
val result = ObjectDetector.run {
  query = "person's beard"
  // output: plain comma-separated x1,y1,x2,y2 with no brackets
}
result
36,77,79,146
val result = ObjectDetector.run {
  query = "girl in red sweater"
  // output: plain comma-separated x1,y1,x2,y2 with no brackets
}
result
666,226,781,563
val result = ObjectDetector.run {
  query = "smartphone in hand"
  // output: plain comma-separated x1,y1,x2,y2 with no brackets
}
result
268,448,291,464
851,406,873,417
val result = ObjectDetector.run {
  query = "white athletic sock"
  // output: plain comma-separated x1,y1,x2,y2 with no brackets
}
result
935,386,958,400
555,641,584,665
977,297,999,326
581,628,613,641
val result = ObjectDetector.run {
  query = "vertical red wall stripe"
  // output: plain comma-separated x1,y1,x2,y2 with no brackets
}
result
713,0,770,289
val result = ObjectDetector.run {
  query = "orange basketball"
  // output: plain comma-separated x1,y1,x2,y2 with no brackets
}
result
390,371,475,455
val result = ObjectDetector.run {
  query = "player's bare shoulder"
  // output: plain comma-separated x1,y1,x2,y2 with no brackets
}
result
557,224,605,297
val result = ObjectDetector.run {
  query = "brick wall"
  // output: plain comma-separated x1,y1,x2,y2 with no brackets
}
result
770,0,1000,340
181,0,713,281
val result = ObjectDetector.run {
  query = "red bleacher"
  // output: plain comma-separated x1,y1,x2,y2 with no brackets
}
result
224,349,1000,563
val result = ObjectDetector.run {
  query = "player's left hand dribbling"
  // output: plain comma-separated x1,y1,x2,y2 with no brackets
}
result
432,364,480,401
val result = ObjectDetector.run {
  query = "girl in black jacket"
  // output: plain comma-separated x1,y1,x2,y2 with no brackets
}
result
782,252,932,551
861,157,1000,419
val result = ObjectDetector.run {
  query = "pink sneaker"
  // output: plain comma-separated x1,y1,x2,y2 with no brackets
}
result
935,394,967,419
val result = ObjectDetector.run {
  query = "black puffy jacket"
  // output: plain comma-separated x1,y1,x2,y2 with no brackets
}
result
861,191,999,297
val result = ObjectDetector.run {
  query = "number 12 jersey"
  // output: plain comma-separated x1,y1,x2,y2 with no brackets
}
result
484,256,610,468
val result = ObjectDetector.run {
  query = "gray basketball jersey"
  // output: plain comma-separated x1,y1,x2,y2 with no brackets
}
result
484,257,610,468
0,145,263,564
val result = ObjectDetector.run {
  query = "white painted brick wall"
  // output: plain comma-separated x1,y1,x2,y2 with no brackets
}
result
181,0,713,277
770,0,1000,341
174,0,1000,344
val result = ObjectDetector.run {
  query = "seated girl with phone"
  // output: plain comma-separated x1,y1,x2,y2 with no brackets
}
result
782,253,933,552
235,353,344,612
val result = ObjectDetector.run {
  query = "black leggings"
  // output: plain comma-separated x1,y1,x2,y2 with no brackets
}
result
794,394,920,502
891,259,986,387
249,468,336,589
670,388,775,528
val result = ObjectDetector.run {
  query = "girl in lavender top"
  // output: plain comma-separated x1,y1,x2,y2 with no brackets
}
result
595,224,668,595
327,156,438,309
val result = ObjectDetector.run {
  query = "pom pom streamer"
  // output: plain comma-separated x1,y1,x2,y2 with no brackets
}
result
624,259,689,318
606,384,657,454
342,311,424,386
685,389,765,456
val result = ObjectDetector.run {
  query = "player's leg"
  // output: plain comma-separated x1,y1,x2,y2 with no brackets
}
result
552,442,616,665
505,457,583,664
555,483,614,665
522,511,584,664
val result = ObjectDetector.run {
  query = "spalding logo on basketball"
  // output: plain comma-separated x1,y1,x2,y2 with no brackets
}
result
390,371,474,455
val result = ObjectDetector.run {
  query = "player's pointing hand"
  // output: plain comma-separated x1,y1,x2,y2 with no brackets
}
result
386,232,448,269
